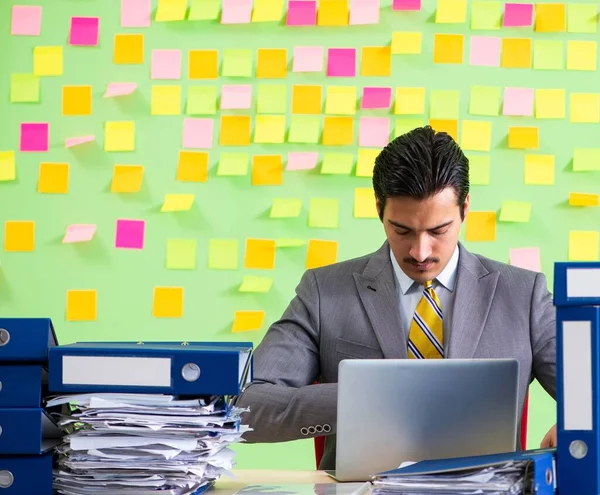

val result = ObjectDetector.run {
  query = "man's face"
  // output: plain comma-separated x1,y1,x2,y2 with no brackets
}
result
378,188,469,284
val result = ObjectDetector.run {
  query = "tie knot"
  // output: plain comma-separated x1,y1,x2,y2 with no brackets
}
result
423,280,434,290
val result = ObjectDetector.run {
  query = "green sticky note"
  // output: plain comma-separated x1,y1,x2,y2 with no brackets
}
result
499,201,532,222
276,238,306,247
568,4,597,33
470,1,502,30
208,239,239,269
395,117,425,138
270,198,302,218
308,198,339,229
10,74,40,103
189,0,220,19
222,49,253,77
468,155,491,185
321,153,354,174
533,40,564,70
239,275,273,293
573,148,600,171
257,84,287,114
289,115,321,144
469,86,500,116
166,239,197,270
186,86,217,115
217,152,248,176
430,90,460,119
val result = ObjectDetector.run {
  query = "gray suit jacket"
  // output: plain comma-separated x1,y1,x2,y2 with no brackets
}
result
235,241,556,470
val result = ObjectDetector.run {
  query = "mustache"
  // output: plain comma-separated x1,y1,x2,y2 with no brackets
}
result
404,258,440,265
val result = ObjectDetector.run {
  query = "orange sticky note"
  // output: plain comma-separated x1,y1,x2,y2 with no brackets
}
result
323,116,354,145
429,119,458,141
4,221,35,252
569,193,599,207
111,165,143,193
62,85,92,116
257,48,287,78
465,211,496,242
113,34,144,64
292,85,322,114
66,290,97,321
232,310,265,332
433,34,464,64
245,238,276,269
189,50,218,79
252,155,283,185
152,287,184,318
535,3,566,32
177,151,208,182
306,239,338,269
361,47,391,76
317,0,348,25
220,115,251,146
508,127,539,149
501,38,532,68
38,162,69,194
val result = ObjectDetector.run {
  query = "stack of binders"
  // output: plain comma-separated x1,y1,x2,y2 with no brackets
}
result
0,317,63,494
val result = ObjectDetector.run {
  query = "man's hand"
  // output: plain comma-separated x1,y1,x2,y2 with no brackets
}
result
540,424,557,448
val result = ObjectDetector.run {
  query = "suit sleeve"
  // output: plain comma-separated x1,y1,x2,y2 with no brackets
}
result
530,272,557,400
235,269,338,443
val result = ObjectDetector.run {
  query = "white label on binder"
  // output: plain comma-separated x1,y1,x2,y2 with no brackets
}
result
567,268,600,298
62,356,172,387
563,320,593,431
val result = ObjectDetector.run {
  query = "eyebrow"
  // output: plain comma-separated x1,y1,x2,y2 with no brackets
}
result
388,220,454,231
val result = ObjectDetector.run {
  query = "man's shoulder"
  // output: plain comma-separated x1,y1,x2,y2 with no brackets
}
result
470,250,543,282
309,248,381,280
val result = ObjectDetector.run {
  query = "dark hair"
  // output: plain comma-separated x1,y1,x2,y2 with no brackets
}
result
372,126,470,221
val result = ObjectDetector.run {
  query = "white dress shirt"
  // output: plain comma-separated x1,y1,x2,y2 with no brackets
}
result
390,245,460,354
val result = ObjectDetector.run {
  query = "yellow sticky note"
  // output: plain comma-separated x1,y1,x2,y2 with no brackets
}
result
66,290,97,321
361,47,392,76
218,152,248,176
535,3,566,32
113,34,144,64
323,116,354,146
189,50,218,79
105,121,135,151
177,151,208,182
391,32,422,55
569,231,599,261
38,162,69,194
252,155,283,185
499,201,531,222
292,85,322,114
257,49,287,79
573,148,600,172
270,198,302,218
161,193,195,212
33,46,63,76
356,148,379,177
152,287,184,318
232,310,265,332
317,0,349,26
429,119,458,142
156,0,187,21
460,120,492,152
166,239,197,270
4,221,35,252
325,86,357,115
208,239,239,269
501,38,532,69
567,41,597,71
321,153,353,174
535,89,565,119
395,87,426,115
309,198,339,228
254,115,286,144
252,0,284,21
354,188,377,218
433,34,464,64
62,86,92,116
0,151,16,182
245,238,276,269
151,85,181,115
570,93,600,123
468,155,490,185
569,193,599,207
465,211,496,242
239,276,273,293
220,116,251,146
306,239,338,269
508,127,539,149
436,0,467,23
524,155,555,185
533,40,564,70
111,165,143,193
289,115,321,143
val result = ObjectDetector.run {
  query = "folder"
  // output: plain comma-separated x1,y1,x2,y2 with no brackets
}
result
0,365,47,408
48,341,253,396
0,318,57,363
0,408,62,455
0,451,54,494
554,262,600,306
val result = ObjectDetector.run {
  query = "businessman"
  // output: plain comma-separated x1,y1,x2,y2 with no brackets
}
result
236,126,557,469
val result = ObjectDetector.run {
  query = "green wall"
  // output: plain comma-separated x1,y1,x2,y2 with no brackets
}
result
1,0,596,470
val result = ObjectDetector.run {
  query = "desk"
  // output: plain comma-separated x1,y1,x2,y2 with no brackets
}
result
212,470,335,495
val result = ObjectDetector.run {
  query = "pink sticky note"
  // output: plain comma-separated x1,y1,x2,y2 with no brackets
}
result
393,0,421,10
503,87,534,117
349,0,380,25
287,1,317,26
182,118,214,149
121,0,152,27
115,219,145,249
69,17,99,46
293,46,324,72
469,36,501,67
11,6,42,36
327,48,356,77
104,82,137,97
509,247,540,272
222,0,252,23
66,135,95,148
63,224,97,243
151,50,182,80
221,85,252,109
20,123,49,152
359,117,390,147
361,87,392,109
287,151,319,171
503,3,533,27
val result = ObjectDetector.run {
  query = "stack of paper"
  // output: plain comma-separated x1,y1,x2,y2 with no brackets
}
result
47,393,250,495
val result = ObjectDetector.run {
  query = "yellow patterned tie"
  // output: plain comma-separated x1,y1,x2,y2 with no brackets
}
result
407,280,444,359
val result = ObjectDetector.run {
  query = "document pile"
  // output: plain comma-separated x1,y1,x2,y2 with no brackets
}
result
48,393,249,495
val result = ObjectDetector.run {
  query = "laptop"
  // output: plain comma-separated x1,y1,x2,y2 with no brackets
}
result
326,358,519,482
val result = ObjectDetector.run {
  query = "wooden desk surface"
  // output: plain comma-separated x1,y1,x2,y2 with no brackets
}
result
212,470,335,495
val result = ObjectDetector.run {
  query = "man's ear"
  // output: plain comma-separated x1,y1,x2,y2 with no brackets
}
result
375,197,384,222
462,193,470,221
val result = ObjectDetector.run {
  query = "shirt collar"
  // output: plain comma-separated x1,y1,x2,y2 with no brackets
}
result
390,245,460,295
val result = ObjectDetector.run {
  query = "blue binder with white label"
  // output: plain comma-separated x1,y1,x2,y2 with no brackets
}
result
0,451,54,494
0,365,47,408
48,341,253,396
0,408,62,455
554,262,600,307
0,318,57,363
